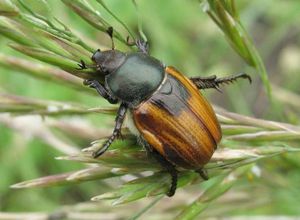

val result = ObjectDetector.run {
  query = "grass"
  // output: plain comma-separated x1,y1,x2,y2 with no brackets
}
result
1,0,300,219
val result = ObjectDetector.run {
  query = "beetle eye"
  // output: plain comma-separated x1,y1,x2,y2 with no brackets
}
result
91,49,101,62
102,68,110,75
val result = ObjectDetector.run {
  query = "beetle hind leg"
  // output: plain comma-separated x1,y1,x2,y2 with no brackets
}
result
155,152,178,197
195,168,209,181
190,73,251,91
142,140,178,197
167,168,178,197
160,158,178,197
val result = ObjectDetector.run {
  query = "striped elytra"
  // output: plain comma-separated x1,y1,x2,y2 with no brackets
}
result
132,66,222,169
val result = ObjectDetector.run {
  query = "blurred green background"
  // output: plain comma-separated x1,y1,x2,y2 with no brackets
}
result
1,0,300,218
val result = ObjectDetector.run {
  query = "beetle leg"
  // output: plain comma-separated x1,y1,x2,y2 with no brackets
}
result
76,60,98,70
136,39,149,54
151,151,178,197
83,79,118,104
76,60,87,70
195,168,209,180
143,141,178,197
126,37,149,54
93,102,128,158
190,73,251,91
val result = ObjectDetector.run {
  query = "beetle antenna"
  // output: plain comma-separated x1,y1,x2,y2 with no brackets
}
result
106,26,115,50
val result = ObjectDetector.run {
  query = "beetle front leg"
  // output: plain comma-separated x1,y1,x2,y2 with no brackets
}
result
136,39,149,54
143,141,178,197
84,79,118,104
190,73,251,91
126,37,149,54
93,102,127,158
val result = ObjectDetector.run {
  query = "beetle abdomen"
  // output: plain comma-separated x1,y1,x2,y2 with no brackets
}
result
132,66,221,169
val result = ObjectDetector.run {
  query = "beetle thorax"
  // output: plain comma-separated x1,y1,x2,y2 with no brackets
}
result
106,52,165,107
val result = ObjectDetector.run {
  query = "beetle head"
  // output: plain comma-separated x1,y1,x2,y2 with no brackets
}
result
91,49,126,75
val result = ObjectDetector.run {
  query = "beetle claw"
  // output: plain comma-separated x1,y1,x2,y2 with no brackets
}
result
83,79,99,89
92,148,106,158
195,168,209,180
167,188,175,197
243,74,252,84
76,60,87,70
136,39,149,54
92,140,111,158
83,79,89,86
83,79,94,87
215,85,222,93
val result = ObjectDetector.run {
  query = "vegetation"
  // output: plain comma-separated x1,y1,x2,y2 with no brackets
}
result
0,0,300,219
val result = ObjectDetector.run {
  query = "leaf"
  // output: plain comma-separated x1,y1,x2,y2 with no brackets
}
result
17,0,52,20
203,0,271,98
0,18,33,46
9,43,78,70
0,0,19,16
10,167,122,188
8,43,99,80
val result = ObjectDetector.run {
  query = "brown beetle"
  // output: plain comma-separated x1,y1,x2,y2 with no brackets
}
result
79,37,251,196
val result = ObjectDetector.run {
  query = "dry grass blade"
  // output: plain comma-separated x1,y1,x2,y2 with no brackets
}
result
0,93,116,115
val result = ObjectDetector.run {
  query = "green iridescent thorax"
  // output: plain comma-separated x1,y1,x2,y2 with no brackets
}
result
106,52,165,106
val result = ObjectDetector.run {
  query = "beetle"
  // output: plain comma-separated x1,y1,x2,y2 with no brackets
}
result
78,33,251,197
